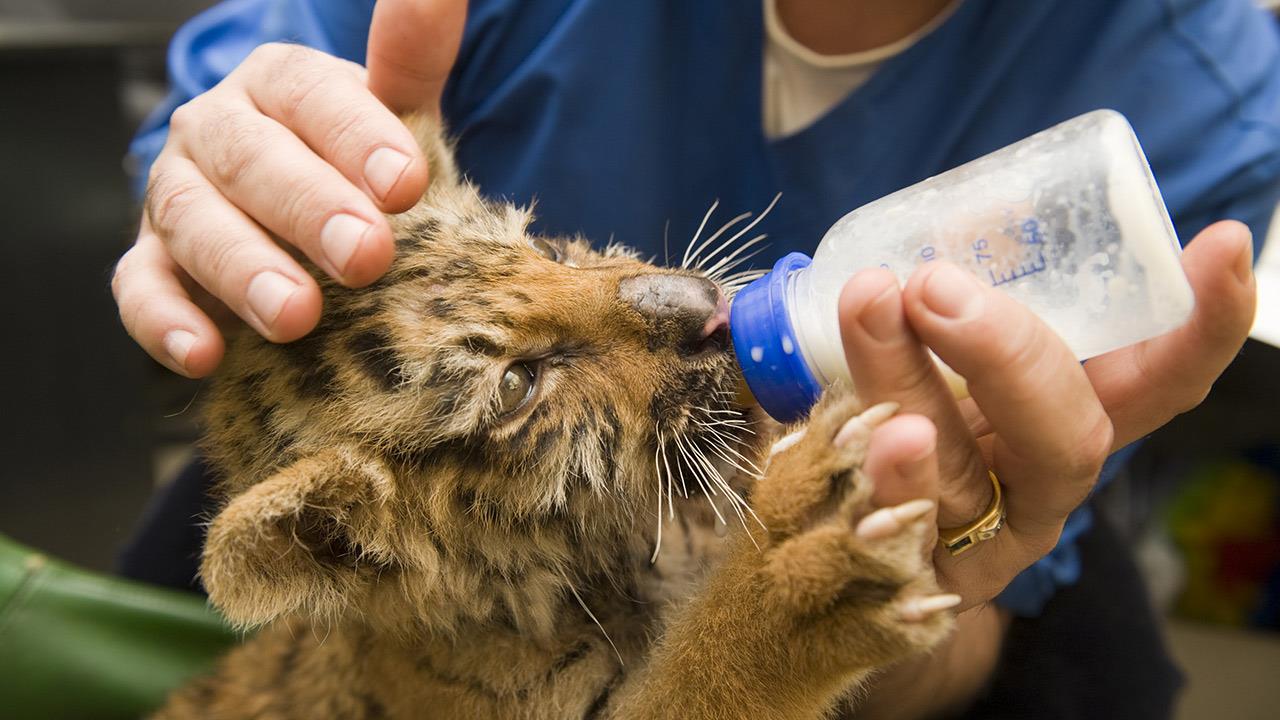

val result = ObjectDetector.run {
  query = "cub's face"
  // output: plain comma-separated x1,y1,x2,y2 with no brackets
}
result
200,119,763,629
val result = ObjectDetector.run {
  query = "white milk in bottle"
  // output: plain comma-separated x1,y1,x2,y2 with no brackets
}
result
730,110,1193,422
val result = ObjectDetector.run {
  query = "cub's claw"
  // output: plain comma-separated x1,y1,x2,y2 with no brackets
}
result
898,593,962,622
768,429,806,457
855,499,935,540
834,401,899,448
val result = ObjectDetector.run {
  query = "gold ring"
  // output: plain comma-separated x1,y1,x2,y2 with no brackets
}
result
938,471,1006,556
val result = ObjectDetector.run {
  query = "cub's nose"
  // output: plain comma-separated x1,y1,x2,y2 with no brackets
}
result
619,274,729,356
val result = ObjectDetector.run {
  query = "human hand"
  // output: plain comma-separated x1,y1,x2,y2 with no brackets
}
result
830,220,1254,719
112,0,468,377
837,219,1257,611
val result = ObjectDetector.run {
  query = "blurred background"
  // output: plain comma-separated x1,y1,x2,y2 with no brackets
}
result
0,0,213,573
0,2,1278,718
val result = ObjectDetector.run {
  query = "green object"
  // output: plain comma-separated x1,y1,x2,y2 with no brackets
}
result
0,533,238,719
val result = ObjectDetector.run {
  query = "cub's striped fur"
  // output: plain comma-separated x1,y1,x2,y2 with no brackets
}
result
155,117,953,720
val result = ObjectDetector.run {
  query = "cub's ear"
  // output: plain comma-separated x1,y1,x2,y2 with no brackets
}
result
200,450,395,628
401,112,460,192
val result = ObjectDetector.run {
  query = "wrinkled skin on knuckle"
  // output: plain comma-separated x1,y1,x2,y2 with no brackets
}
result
272,47,335,124
245,41,308,81
277,179,327,247
1026,414,1109,521
201,109,272,189
948,453,995,521
985,315,1053,387
319,103,374,165
1073,411,1114,480
198,232,251,292
1036,408,1111,489
145,167,207,238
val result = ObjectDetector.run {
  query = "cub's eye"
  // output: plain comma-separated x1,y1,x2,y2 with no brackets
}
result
529,238,561,262
497,363,536,415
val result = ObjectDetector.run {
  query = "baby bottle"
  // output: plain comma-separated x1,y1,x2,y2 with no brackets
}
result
731,110,1194,422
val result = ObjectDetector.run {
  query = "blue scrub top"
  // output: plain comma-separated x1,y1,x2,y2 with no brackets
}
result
129,0,1280,615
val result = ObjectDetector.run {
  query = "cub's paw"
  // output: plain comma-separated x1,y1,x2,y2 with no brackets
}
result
749,389,956,658
752,389,893,539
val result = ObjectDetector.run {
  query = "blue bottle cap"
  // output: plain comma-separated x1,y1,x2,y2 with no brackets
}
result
729,252,822,423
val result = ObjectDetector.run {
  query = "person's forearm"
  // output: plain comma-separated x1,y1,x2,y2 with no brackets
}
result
850,604,1010,720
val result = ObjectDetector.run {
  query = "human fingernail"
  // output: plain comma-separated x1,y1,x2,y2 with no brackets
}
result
321,213,371,275
247,271,299,329
922,264,983,320
899,593,962,621
857,280,904,342
163,329,197,369
364,147,411,201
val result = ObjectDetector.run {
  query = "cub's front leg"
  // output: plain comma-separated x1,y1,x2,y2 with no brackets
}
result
615,391,956,720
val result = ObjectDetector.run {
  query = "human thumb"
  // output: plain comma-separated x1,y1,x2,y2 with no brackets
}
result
367,0,468,115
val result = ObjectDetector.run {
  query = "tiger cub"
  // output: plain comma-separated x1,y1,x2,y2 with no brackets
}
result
154,116,954,720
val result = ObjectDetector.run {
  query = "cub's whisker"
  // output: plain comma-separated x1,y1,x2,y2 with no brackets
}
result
684,210,752,271
686,440,759,534
681,440,731,526
697,432,764,479
720,268,769,285
693,193,780,272
659,432,677,522
673,432,713,499
704,241,769,281
651,425,666,563
681,200,720,269
561,571,624,666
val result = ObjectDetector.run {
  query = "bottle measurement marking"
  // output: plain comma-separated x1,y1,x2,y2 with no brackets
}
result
988,250,1047,287
980,217,1047,287
884,220,1048,286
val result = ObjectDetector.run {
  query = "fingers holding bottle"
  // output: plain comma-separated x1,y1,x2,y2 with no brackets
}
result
893,262,1112,603
838,262,1114,609
1085,220,1257,450
838,269,991,529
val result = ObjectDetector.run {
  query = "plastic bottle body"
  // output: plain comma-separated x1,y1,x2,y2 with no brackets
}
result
732,110,1194,421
